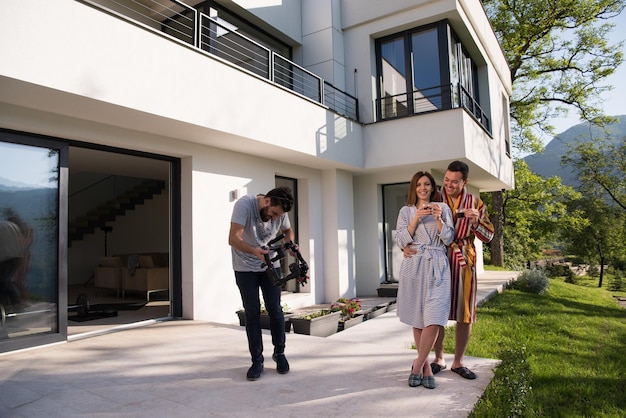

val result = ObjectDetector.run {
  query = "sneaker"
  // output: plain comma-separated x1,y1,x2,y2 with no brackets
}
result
246,362,264,380
272,353,290,374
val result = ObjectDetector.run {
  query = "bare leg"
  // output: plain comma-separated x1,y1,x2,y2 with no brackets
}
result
411,327,422,373
432,325,445,366
453,322,472,368
412,326,439,376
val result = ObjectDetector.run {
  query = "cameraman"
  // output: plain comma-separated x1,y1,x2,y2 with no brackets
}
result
228,186,297,380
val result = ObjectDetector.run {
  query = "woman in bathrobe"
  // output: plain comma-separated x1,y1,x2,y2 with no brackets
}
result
395,171,454,389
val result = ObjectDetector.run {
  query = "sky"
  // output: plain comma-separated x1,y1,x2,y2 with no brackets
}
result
546,11,626,140
0,142,56,188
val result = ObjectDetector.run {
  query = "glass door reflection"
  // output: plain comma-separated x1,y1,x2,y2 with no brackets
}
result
0,141,59,340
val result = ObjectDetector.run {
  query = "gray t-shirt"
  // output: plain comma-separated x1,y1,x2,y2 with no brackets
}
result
231,194,291,272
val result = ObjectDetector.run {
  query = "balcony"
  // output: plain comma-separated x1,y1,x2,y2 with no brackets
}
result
82,0,359,122
376,84,491,135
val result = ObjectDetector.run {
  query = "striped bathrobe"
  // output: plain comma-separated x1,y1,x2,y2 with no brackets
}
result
395,203,454,329
443,188,494,324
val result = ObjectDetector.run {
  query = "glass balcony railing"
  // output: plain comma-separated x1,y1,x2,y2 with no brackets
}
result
81,0,359,121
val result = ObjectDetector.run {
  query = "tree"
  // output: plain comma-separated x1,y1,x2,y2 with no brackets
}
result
482,160,580,268
561,196,624,286
560,133,626,285
562,136,626,210
482,0,625,266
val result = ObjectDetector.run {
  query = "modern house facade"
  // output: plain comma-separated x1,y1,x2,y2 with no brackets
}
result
0,0,513,353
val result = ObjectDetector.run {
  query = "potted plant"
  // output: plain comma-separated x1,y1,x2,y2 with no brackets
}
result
290,309,342,337
236,303,293,332
331,297,364,331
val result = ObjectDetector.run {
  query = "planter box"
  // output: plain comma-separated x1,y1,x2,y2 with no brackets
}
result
291,311,341,337
235,310,293,333
365,304,388,320
377,284,398,297
337,314,364,332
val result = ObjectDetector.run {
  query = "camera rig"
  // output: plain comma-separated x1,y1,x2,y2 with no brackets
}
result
261,233,309,287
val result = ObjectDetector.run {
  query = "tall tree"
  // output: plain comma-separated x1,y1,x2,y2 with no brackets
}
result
561,133,626,285
482,159,580,268
482,0,625,266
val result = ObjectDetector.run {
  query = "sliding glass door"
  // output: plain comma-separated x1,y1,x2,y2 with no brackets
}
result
0,131,67,352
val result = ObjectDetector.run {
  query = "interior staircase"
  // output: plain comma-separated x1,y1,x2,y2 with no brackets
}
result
68,179,166,246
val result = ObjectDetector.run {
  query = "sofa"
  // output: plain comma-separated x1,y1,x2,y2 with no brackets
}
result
94,253,169,301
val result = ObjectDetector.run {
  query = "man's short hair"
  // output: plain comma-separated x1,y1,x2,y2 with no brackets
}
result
447,160,470,181
266,186,294,212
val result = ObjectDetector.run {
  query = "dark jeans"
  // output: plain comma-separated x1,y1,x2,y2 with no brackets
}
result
235,270,285,364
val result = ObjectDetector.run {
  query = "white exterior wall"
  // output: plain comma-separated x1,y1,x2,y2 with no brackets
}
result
301,0,345,89
321,169,356,301
188,146,324,323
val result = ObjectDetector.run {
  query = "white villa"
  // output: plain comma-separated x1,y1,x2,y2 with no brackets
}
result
0,0,513,353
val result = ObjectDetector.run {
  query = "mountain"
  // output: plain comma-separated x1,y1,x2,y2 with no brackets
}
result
0,176,43,191
524,115,626,187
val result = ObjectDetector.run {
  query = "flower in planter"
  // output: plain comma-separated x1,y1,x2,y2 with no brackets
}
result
330,297,362,320
260,303,290,314
300,309,335,320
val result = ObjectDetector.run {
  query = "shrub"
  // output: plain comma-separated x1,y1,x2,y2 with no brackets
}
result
545,264,575,283
607,270,623,292
510,270,549,294
470,346,535,418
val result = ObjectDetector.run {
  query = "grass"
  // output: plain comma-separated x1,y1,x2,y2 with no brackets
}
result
483,264,511,271
448,276,626,417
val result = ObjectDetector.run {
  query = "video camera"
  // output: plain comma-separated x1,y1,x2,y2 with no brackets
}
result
261,234,309,287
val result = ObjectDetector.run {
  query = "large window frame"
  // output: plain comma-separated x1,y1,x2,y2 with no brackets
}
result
375,20,490,133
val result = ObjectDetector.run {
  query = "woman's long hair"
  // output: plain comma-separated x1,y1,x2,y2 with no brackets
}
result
406,171,441,205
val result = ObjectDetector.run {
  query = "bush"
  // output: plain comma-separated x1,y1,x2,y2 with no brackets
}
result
470,346,535,418
607,270,623,292
545,264,575,283
510,270,549,294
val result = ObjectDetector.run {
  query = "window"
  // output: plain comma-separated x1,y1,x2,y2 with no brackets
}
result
376,20,490,133
274,176,307,294
382,182,415,283
503,93,511,157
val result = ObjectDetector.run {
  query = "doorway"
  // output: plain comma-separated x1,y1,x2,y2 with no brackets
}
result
66,145,178,337
0,128,181,353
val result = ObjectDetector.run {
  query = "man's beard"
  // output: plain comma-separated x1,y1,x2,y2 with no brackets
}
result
260,207,271,222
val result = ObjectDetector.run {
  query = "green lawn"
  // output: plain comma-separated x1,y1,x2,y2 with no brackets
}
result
453,277,626,417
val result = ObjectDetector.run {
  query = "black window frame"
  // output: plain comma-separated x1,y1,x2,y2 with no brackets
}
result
375,19,490,133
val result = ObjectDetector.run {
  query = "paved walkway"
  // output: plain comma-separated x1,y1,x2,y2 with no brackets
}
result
0,270,519,418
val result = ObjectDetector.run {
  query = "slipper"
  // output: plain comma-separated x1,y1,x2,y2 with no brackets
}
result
408,373,422,387
430,363,446,375
408,364,422,387
451,366,477,380
422,375,437,389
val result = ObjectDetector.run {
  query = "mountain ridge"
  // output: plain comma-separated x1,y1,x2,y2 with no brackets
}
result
524,115,626,186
